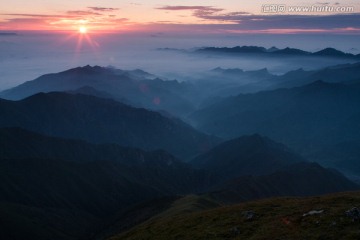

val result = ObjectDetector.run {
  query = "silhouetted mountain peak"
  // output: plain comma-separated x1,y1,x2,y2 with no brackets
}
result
293,67,305,72
237,46,267,52
67,86,113,99
307,79,328,86
240,133,266,144
210,67,270,79
21,91,47,102
216,134,290,153
131,69,153,76
313,48,348,57
211,67,244,74
196,45,359,59
0,65,195,116
211,67,223,72
192,135,303,179
267,46,279,52
274,47,309,55
249,68,269,75
302,80,340,90
198,46,267,54
280,68,306,77
64,65,109,75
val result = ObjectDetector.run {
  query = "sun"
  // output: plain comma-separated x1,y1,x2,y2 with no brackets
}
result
79,26,87,34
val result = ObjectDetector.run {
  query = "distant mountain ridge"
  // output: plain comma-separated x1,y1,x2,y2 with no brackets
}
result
196,46,360,59
1,63,360,117
0,65,194,116
273,62,360,88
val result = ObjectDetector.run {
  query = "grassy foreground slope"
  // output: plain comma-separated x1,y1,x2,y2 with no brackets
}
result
111,192,360,240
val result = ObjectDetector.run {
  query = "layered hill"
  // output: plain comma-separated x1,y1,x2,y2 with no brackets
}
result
1,63,360,114
190,80,360,174
0,128,213,240
196,46,360,59
190,135,358,203
0,65,194,116
0,156,207,240
208,162,359,204
273,62,360,88
0,128,358,239
180,62,360,106
0,92,219,159
191,134,303,180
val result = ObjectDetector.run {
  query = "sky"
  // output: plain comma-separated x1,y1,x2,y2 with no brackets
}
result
0,0,360,34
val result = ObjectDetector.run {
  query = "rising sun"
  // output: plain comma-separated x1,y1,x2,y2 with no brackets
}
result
79,26,87,34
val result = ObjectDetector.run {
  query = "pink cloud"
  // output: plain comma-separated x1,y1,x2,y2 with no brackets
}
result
67,11,102,16
88,7,119,12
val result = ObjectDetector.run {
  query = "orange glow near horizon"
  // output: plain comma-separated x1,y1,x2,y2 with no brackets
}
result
0,1,359,34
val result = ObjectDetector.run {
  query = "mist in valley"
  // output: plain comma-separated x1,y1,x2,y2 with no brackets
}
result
1,32,358,90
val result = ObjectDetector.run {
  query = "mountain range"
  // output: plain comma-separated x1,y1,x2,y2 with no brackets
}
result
208,162,358,204
0,127,213,240
0,127,357,239
0,65,194,116
1,58,360,239
1,62,360,118
272,62,360,88
190,80,360,175
192,134,303,180
0,92,218,160
196,46,360,59
190,135,358,203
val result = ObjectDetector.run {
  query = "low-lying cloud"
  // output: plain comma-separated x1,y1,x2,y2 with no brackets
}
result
88,7,119,12
156,5,360,33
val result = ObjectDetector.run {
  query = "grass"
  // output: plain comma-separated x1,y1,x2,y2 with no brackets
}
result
109,191,360,240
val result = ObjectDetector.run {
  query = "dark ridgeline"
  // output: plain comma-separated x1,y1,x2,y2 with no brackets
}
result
196,46,360,59
272,62,360,88
0,128,214,240
190,135,358,203
191,134,304,179
0,65,195,117
0,92,219,160
190,80,360,175
208,162,359,204
1,62,360,116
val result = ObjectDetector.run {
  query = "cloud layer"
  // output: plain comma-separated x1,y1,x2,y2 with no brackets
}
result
0,3,359,33
155,5,360,33
88,7,119,12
